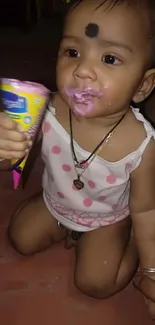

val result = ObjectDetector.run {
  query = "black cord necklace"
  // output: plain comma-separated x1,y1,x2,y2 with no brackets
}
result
69,109,126,190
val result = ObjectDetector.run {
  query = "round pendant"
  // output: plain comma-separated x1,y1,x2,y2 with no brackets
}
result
73,179,84,190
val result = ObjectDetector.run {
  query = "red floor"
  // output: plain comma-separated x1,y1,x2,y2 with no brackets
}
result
0,158,154,325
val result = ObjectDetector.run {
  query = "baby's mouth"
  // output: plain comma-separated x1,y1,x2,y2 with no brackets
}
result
64,87,102,116
73,93,96,104
73,96,97,116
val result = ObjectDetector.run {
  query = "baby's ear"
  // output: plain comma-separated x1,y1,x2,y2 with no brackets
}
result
133,68,155,103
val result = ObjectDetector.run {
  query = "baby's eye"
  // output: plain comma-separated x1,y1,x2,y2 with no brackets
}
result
65,48,80,58
102,54,121,65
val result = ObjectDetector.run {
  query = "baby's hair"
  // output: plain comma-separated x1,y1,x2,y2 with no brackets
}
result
71,0,155,11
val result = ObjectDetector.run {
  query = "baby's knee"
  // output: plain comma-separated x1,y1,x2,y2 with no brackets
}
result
8,221,35,256
74,271,115,299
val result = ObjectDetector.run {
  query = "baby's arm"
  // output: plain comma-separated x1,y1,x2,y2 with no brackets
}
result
130,139,155,317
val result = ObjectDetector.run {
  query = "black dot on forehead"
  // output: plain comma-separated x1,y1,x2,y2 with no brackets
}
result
85,23,99,38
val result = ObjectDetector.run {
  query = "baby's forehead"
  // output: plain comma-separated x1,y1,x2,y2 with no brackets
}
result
64,3,145,43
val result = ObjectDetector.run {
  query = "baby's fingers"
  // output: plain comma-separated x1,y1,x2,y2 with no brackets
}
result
0,148,28,160
0,138,31,160
0,113,27,133
0,126,30,142
146,300,155,319
134,274,155,302
0,113,18,129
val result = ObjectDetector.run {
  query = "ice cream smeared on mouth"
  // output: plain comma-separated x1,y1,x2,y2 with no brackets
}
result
65,87,102,116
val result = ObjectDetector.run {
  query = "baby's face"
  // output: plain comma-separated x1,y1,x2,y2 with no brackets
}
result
56,0,150,118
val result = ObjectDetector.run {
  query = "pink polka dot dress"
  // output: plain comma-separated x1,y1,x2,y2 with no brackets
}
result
42,105,155,232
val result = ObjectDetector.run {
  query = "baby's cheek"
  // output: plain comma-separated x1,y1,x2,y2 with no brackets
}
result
100,86,114,106
59,89,71,107
103,87,121,105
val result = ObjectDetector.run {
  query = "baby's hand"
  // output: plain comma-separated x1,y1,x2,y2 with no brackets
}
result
134,273,155,319
0,112,32,160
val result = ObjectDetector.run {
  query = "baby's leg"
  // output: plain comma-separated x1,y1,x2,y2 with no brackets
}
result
8,192,66,255
74,218,138,299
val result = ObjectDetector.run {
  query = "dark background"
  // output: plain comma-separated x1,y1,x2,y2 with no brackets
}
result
0,0,65,90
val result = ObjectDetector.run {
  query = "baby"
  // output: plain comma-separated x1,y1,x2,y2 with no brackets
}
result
1,0,155,318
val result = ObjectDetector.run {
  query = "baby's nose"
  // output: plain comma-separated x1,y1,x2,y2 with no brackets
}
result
73,60,97,81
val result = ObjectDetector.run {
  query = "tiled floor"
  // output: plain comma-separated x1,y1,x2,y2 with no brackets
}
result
0,17,155,325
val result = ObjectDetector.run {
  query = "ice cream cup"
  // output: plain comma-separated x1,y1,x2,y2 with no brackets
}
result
1,78,50,189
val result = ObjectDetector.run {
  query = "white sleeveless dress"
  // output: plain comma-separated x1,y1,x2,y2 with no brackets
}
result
41,105,155,232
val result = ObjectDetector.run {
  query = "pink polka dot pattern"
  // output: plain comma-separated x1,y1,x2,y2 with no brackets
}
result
51,145,61,154
83,198,93,207
57,192,65,199
98,195,106,202
88,180,96,189
106,174,116,184
43,121,51,133
62,164,72,172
